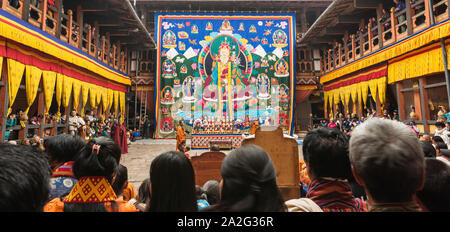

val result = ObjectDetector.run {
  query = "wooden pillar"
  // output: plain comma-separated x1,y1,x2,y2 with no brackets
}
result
37,89,45,138
368,19,373,53
42,0,48,32
419,78,429,134
0,59,9,142
405,0,413,36
377,3,384,49
56,0,63,38
390,7,398,42
300,7,308,33
76,5,83,49
397,82,405,121
413,84,422,121
67,10,73,44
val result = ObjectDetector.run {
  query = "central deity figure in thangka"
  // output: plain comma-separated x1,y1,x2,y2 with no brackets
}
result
199,33,253,121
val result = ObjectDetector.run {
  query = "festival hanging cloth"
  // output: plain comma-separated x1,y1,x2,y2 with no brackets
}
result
62,75,73,108
72,79,82,111
89,84,97,110
42,71,57,116
7,58,25,116
102,87,109,115
119,91,125,122
55,73,64,118
24,65,42,115
80,82,90,117
368,78,378,103
377,77,387,108
107,88,114,114
0,57,3,80
113,90,119,117
63,176,117,204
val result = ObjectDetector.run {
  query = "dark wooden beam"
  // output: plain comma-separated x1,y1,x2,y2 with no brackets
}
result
324,27,347,35
337,15,363,24
353,0,379,9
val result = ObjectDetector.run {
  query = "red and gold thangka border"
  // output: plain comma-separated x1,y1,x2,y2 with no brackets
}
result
323,64,387,91
320,19,450,84
0,39,127,92
0,9,130,86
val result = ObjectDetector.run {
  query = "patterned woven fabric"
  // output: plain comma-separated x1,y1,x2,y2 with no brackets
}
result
52,161,75,178
63,176,117,204
369,202,423,212
306,178,368,212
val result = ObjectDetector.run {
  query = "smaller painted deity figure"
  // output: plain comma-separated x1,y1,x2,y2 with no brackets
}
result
191,24,199,34
161,86,175,104
238,23,245,31
219,19,234,32
162,59,177,79
274,58,289,77
162,30,177,48
279,84,289,102
249,25,257,33
206,22,213,31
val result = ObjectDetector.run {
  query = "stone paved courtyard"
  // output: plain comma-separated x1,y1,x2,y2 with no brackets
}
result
120,138,303,196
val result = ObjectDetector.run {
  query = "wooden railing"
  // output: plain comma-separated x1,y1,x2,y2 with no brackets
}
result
1,0,128,74
322,0,449,75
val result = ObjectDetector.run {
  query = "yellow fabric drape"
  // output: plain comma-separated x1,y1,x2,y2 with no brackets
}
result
368,79,378,103
356,82,362,111
42,71,57,116
333,88,340,105
113,90,119,117
7,59,25,116
0,57,3,81
344,86,351,113
62,76,73,108
120,91,126,122
324,91,329,115
81,83,90,117
55,74,64,118
377,77,387,108
89,84,97,110
72,79,82,112
102,87,108,114
24,65,42,115
321,22,450,84
360,81,369,109
107,88,114,114
96,86,102,107
388,47,444,84
350,84,358,105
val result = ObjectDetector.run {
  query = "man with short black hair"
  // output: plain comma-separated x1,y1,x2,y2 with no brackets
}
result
350,118,425,212
0,144,50,211
301,127,367,212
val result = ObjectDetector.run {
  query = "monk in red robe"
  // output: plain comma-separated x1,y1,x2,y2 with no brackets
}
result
113,120,128,154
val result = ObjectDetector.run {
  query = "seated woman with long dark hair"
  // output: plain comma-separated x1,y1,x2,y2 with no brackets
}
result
44,137,137,212
203,145,287,212
145,151,197,212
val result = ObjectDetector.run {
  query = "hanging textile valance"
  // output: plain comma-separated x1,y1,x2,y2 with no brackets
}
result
24,65,42,115
5,41,127,92
7,58,25,116
323,64,387,91
42,71,57,116
388,40,450,84
0,10,130,85
320,19,450,84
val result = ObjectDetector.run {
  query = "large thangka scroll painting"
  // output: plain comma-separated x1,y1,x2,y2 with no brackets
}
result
155,13,295,138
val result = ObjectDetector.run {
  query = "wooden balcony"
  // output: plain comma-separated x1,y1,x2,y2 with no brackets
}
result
322,0,449,75
1,0,128,74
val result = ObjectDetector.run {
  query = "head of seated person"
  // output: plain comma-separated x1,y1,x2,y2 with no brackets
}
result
350,118,425,211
